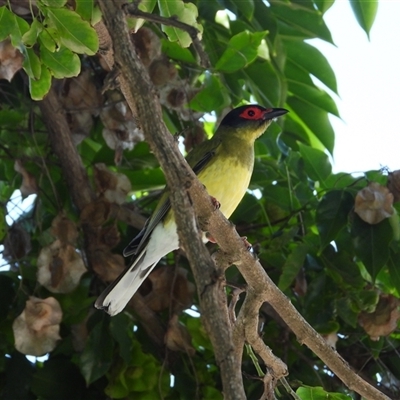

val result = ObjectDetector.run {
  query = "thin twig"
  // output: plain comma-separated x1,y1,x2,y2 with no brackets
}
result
123,2,211,68
228,286,245,326
261,374,277,400
245,343,264,377
279,377,301,400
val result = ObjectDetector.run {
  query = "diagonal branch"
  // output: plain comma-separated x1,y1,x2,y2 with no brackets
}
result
191,179,390,400
38,89,94,211
98,1,244,398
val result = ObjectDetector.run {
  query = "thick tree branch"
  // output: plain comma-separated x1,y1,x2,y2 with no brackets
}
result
96,2,390,399
239,291,288,378
98,1,245,398
111,203,147,230
128,293,165,349
39,88,95,211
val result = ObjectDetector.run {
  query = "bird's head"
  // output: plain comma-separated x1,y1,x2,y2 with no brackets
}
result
218,104,288,141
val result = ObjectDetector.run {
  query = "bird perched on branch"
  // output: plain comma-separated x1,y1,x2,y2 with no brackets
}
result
95,104,288,316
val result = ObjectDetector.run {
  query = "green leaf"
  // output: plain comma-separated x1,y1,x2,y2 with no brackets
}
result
288,81,339,117
75,0,94,21
80,313,113,385
75,0,101,24
335,298,358,327
9,14,30,48
354,289,379,312
285,58,314,89
41,0,67,6
314,0,335,13
322,248,364,289
349,0,378,38
31,357,85,400
122,168,166,192
215,30,267,73
352,215,393,280
285,39,338,94
203,386,224,400
189,73,230,112
110,314,133,364
128,0,157,32
232,192,261,222
0,274,15,319
316,190,354,249
45,7,99,55
280,118,312,151
29,65,52,100
323,172,359,190
22,19,43,47
263,183,301,212
252,1,278,43
278,242,309,290
314,320,340,335
271,2,333,43
289,96,335,154
388,250,400,295
298,143,332,185
0,109,26,127
232,0,254,20
244,61,282,106
40,45,81,78
161,39,196,63
297,385,352,400
389,211,400,241
3,352,35,400
0,6,16,41
22,47,41,79
290,0,316,11
38,28,58,52
158,0,203,48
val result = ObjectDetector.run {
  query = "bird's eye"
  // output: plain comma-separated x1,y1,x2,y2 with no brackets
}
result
238,106,264,120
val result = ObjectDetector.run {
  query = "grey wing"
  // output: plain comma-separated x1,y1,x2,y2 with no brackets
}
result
191,150,215,174
123,149,217,257
123,198,171,257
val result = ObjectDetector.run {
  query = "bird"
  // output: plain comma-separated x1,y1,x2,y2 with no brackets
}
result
95,104,288,316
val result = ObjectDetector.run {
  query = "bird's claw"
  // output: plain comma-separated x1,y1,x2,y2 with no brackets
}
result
210,195,221,210
241,236,252,251
206,232,217,243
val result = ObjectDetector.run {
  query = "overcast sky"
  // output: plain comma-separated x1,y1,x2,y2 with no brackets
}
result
311,0,400,173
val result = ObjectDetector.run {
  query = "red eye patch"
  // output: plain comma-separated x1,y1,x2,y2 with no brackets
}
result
239,106,270,120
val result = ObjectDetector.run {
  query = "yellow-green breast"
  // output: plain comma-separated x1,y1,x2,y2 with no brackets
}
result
196,137,254,218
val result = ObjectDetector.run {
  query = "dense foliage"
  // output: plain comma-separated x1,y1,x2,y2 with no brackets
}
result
1,0,399,399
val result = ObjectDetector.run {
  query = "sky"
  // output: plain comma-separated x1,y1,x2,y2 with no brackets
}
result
311,1,400,173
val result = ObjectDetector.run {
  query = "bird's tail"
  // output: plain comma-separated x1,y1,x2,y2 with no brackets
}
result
94,249,158,316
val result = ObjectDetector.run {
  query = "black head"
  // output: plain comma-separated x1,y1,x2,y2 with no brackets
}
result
220,105,288,128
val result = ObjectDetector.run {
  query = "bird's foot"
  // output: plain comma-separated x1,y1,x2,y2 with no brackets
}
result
241,236,252,251
210,195,221,210
206,232,217,243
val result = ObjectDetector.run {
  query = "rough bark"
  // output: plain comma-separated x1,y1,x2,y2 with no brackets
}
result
98,1,246,398
39,89,94,211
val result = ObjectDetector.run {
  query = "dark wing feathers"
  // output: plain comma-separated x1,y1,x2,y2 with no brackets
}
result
191,151,215,175
123,197,171,257
122,147,218,258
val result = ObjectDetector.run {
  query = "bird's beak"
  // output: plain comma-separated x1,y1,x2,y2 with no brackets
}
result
263,108,289,120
